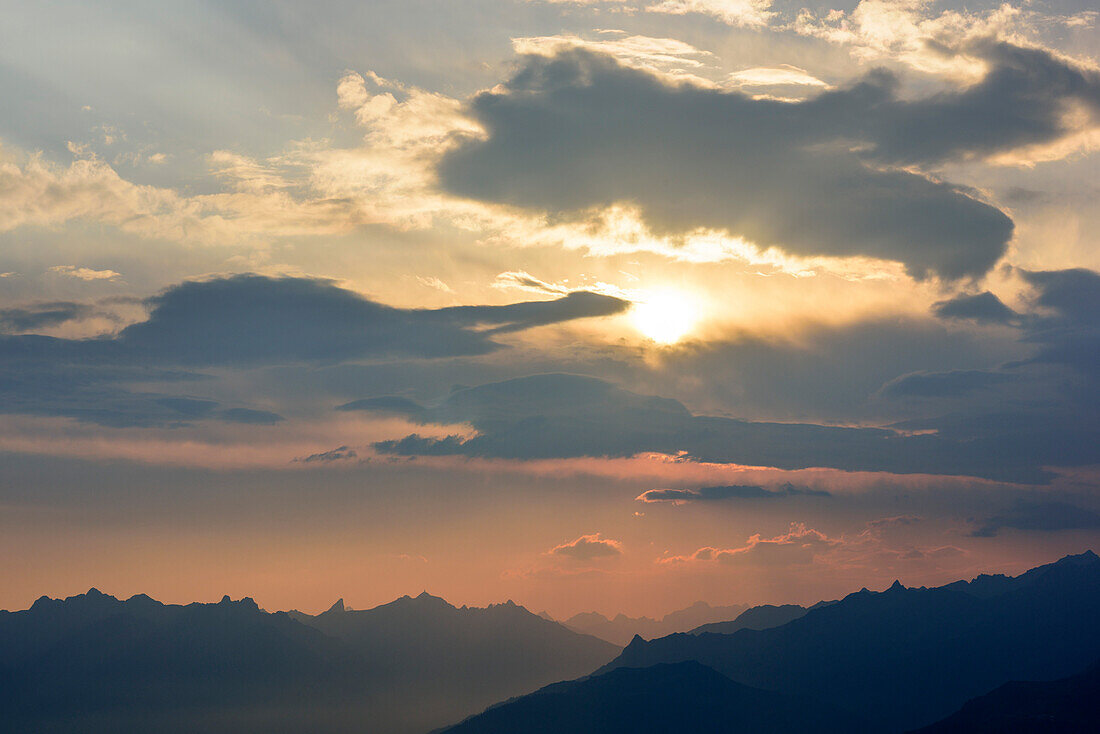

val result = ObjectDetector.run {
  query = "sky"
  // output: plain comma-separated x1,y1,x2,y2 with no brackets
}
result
2,0,1099,618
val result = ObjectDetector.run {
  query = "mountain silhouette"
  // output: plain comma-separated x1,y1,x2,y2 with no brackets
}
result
597,551,1100,731
560,601,748,645
439,660,874,733
912,659,1100,733
0,589,616,734
291,592,619,703
688,603,812,636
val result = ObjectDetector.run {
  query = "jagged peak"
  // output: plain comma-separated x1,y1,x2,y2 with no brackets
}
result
30,595,54,611
391,591,452,609
887,579,905,592
1060,549,1099,564
213,594,259,611
325,598,345,614
86,587,105,597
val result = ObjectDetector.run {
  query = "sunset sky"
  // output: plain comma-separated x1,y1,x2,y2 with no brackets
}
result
2,0,1099,618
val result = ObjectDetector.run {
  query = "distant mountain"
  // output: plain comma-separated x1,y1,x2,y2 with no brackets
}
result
688,603,810,636
0,589,617,734
440,661,875,734
912,659,1100,733
561,601,748,645
599,551,1100,732
292,592,619,705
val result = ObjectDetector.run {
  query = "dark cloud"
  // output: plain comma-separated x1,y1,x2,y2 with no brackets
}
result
294,445,358,463
850,41,1100,165
880,369,1014,398
636,483,830,503
0,363,214,428
435,43,1100,278
105,275,629,366
932,292,1018,325
0,301,92,333
0,275,628,368
217,408,284,425
865,515,922,529
358,373,1061,482
144,400,284,424
349,268,1100,483
882,268,1100,475
971,500,1100,537
0,275,628,427
642,317,1018,423
1016,268,1100,372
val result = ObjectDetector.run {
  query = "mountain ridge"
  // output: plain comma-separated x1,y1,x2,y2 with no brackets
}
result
598,550,1100,731
0,588,617,734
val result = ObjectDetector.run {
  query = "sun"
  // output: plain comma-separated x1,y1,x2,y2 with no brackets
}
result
630,289,700,344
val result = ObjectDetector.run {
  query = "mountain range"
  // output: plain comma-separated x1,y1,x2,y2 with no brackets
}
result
0,589,617,734
554,601,749,645
4,552,1099,733
596,551,1100,731
687,603,817,636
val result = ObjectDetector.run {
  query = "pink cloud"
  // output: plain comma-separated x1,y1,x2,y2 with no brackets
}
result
657,520,970,585
547,533,624,562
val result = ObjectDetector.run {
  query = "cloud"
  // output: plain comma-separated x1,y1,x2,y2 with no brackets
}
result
0,302,92,333
658,523,836,567
0,145,363,246
294,445,359,464
362,372,1068,482
512,32,714,80
547,533,624,561
0,275,628,426
880,267,1100,476
880,369,1014,398
0,274,629,367
48,265,121,281
866,515,922,529
970,500,1100,537
636,482,830,503
438,46,1083,278
217,408,284,425
333,267,1098,485
648,0,775,29
658,521,968,578
727,65,828,88
932,291,1019,325
492,271,571,296
149,400,284,425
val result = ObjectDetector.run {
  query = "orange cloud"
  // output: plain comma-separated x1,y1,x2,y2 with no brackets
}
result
547,533,624,562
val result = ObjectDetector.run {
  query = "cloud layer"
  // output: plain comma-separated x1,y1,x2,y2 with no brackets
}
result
439,44,1099,278
0,275,628,426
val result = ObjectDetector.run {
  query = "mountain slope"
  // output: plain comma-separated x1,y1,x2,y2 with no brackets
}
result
911,659,1100,734
599,551,1100,731
688,603,809,635
561,601,748,645
293,592,619,701
0,589,617,734
441,661,876,734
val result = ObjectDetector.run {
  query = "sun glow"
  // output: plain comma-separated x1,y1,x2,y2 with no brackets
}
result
630,289,701,344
